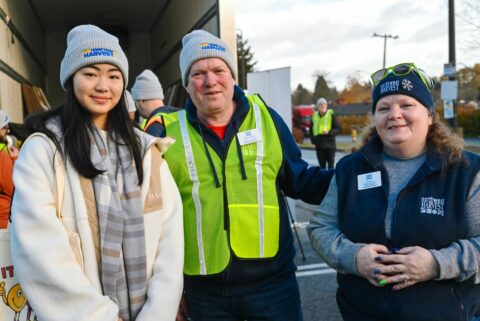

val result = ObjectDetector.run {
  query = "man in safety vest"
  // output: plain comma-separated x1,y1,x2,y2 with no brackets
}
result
166,30,334,321
310,97,340,169
0,110,18,228
131,69,180,137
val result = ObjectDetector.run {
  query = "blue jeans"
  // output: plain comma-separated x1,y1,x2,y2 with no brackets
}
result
184,274,303,321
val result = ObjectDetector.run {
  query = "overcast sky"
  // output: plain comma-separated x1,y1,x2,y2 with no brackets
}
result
235,0,479,91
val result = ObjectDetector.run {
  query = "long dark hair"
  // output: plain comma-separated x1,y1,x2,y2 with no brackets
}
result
25,78,144,185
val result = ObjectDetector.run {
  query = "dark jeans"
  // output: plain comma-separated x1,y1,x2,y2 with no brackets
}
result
315,147,335,169
184,274,303,321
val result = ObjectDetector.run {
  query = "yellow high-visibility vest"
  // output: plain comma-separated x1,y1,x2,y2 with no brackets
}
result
164,94,283,276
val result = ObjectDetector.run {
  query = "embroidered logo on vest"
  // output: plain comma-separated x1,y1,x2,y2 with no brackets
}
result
420,197,445,216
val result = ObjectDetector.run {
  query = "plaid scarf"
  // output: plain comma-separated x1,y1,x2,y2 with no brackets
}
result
90,128,147,321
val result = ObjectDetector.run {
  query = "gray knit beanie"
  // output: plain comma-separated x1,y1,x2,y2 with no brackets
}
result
124,90,137,113
131,69,164,100
60,24,129,89
179,30,237,87
0,110,9,129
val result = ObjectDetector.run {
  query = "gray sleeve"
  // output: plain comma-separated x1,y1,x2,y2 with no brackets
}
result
307,175,365,275
430,170,480,283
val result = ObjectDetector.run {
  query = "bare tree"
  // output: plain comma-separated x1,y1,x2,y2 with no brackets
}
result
458,0,480,52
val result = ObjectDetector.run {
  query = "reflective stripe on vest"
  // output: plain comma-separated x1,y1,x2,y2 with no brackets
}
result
312,109,333,135
141,112,177,132
178,109,207,275
164,94,282,275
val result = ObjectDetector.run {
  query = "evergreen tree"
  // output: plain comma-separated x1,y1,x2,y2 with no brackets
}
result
236,32,257,89
312,71,337,102
292,84,313,105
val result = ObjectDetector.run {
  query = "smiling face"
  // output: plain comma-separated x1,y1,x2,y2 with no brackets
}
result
7,283,27,312
73,63,124,129
375,94,433,158
185,58,236,125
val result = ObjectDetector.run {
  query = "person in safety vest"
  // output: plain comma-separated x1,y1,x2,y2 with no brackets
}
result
310,97,340,169
0,110,18,228
131,69,180,137
168,30,334,321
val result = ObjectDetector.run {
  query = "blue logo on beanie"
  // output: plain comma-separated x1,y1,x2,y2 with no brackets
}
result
82,48,115,58
199,43,226,52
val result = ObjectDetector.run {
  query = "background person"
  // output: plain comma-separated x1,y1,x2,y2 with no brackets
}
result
10,24,184,321
310,97,340,169
124,90,137,122
0,110,19,228
308,63,480,321
131,69,180,137
166,30,333,321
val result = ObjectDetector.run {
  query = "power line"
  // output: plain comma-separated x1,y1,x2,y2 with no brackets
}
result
372,33,399,68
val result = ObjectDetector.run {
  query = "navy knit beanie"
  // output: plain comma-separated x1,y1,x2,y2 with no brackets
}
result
371,72,434,113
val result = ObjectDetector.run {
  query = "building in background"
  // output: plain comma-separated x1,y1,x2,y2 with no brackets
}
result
0,0,236,123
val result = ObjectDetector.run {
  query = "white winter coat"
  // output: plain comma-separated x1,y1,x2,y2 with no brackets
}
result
10,132,184,321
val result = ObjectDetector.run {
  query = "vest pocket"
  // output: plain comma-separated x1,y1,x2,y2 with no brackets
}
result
228,204,279,259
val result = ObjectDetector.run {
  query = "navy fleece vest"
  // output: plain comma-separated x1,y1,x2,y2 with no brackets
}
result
335,137,480,321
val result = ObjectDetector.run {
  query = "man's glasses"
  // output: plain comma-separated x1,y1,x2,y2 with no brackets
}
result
371,63,435,90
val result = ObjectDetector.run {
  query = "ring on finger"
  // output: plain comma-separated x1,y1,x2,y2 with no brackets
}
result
399,273,408,283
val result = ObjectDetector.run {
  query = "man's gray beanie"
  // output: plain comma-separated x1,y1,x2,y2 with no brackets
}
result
124,90,137,113
179,29,237,87
131,69,164,100
60,24,129,89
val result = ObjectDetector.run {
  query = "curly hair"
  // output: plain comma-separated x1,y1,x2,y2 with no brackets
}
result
360,113,464,170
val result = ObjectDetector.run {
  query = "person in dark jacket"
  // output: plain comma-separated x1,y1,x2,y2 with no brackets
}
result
310,97,340,169
131,69,180,137
166,30,334,321
308,63,480,321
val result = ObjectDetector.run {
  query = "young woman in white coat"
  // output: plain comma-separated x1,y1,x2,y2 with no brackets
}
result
10,25,184,321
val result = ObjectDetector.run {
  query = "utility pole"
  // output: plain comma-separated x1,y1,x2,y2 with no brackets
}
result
447,0,457,129
373,33,399,68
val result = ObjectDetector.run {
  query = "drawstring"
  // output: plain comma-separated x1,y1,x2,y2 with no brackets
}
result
233,122,247,181
198,125,221,188
235,135,247,180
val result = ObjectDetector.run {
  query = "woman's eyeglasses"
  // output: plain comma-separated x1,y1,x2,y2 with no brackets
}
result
371,63,435,90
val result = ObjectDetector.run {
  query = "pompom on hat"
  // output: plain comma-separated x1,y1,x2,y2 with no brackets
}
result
60,24,129,89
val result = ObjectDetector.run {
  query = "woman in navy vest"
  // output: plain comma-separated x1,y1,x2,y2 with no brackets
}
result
308,63,480,321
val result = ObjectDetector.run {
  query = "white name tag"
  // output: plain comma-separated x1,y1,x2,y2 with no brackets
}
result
237,129,259,146
357,171,382,190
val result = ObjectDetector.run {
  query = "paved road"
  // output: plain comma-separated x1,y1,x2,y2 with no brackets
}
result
293,148,344,321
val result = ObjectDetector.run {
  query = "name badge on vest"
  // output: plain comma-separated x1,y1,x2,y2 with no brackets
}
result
237,129,259,146
357,171,382,190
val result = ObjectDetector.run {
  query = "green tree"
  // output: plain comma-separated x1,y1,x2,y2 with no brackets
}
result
291,84,313,106
236,32,257,89
312,71,337,102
